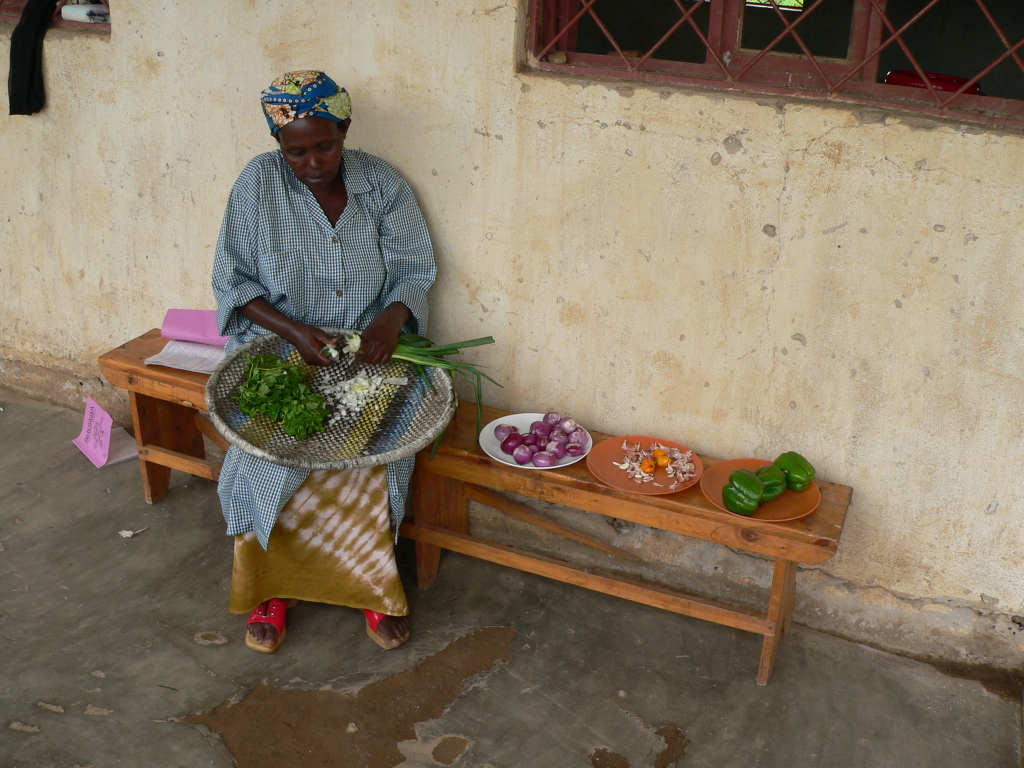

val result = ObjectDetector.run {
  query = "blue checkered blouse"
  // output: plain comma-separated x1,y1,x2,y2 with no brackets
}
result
212,148,436,549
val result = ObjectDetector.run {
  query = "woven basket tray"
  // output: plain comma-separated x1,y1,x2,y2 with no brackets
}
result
205,329,457,470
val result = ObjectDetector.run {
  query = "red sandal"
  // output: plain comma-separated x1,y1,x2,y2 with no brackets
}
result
363,609,410,650
246,599,292,654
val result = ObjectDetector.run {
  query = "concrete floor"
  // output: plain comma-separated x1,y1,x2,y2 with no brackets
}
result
1,388,1020,768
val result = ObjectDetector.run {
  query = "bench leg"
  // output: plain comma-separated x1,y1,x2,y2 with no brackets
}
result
408,463,467,589
129,392,205,504
757,558,797,686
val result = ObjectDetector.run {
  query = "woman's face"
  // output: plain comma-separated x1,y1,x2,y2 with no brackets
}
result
277,116,349,191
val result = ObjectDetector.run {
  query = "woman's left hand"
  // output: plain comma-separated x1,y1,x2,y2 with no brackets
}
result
356,302,412,365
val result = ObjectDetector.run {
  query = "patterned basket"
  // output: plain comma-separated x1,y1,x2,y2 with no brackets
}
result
205,329,457,470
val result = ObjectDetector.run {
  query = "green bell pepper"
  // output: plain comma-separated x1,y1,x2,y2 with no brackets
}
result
774,452,816,492
755,463,787,503
722,469,764,515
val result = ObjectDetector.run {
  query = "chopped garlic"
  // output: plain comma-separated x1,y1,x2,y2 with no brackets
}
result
316,371,408,426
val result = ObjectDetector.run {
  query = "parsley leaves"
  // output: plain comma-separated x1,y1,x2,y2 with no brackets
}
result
235,354,327,440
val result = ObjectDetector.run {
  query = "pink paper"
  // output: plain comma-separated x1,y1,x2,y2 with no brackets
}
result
161,309,229,347
73,397,114,469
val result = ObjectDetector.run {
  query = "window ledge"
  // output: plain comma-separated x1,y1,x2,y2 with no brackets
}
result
0,19,109,36
520,63,1024,137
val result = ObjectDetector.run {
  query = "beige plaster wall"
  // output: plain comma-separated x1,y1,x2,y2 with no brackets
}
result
2,1,1022,664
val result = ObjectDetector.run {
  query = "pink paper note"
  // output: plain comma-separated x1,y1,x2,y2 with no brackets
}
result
161,309,229,347
73,397,114,468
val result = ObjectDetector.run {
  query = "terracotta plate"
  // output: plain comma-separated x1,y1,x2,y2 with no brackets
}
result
479,413,592,470
587,435,704,496
700,458,820,522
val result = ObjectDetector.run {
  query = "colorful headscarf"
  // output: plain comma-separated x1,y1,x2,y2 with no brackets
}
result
260,71,352,134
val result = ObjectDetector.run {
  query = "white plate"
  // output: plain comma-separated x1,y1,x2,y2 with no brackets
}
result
479,412,593,470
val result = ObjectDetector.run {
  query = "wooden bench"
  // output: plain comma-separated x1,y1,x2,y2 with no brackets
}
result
100,331,852,684
402,402,851,685
98,329,226,502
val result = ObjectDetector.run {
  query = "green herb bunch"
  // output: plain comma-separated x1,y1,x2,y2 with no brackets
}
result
235,353,327,440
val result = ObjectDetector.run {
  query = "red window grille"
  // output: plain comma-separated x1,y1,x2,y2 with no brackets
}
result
0,0,28,23
1,0,110,32
527,0,1024,129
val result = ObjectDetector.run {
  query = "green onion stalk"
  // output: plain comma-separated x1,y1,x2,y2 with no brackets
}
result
326,332,501,454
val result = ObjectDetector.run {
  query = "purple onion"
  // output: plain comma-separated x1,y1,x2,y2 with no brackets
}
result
558,417,577,433
531,451,557,468
567,428,588,445
545,440,567,460
522,433,538,447
528,443,541,454
501,433,524,454
548,429,568,444
493,424,518,442
530,421,553,438
543,411,561,426
565,442,585,457
512,444,534,465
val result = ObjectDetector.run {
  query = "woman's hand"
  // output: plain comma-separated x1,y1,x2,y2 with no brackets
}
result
356,302,412,365
238,298,338,366
288,324,340,366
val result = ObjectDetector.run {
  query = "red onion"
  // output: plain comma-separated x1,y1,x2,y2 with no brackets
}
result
527,444,541,454
567,428,588,445
512,444,534,465
531,451,557,468
493,424,518,442
500,433,524,454
545,441,566,459
543,411,561,426
548,429,568,444
565,442,585,457
522,433,538,447
558,417,577,433
530,421,553,438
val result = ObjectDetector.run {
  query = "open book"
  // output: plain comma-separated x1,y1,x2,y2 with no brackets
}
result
144,309,227,374
73,397,138,468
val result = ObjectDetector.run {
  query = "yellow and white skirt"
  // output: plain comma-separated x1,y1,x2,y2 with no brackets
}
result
229,465,408,618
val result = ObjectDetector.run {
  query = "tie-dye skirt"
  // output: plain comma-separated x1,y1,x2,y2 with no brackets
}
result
229,465,409,617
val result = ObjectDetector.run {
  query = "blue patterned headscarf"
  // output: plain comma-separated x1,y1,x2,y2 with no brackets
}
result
260,71,352,134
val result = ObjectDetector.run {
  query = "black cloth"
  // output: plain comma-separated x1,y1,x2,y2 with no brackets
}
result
8,0,59,115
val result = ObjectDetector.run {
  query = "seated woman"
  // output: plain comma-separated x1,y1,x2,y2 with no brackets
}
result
212,71,436,653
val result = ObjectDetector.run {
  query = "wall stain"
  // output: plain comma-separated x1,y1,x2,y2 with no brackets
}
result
559,301,586,327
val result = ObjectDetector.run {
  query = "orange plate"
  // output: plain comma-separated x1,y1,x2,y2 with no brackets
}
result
700,458,820,522
587,436,704,496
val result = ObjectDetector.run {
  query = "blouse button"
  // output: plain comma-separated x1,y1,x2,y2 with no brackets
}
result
331,235,340,243
335,289,344,297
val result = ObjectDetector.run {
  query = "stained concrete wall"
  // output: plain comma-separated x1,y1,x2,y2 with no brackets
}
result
1,1,1022,667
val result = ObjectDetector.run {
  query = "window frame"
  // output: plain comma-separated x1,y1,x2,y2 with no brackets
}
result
526,0,1024,130
0,0,111,33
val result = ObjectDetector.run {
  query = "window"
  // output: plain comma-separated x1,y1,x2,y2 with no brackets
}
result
527,0,1024,128
0,0,29,23
1,0,110,32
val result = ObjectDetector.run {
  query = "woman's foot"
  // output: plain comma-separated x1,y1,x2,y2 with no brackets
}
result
364,610,410,649
245,599,291,653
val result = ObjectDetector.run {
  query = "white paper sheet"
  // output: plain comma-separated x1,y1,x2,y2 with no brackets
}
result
144,340,226,374
106,428,139,466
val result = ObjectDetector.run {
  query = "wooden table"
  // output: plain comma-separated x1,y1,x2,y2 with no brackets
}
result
98,329,226,503
401,402,852,685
